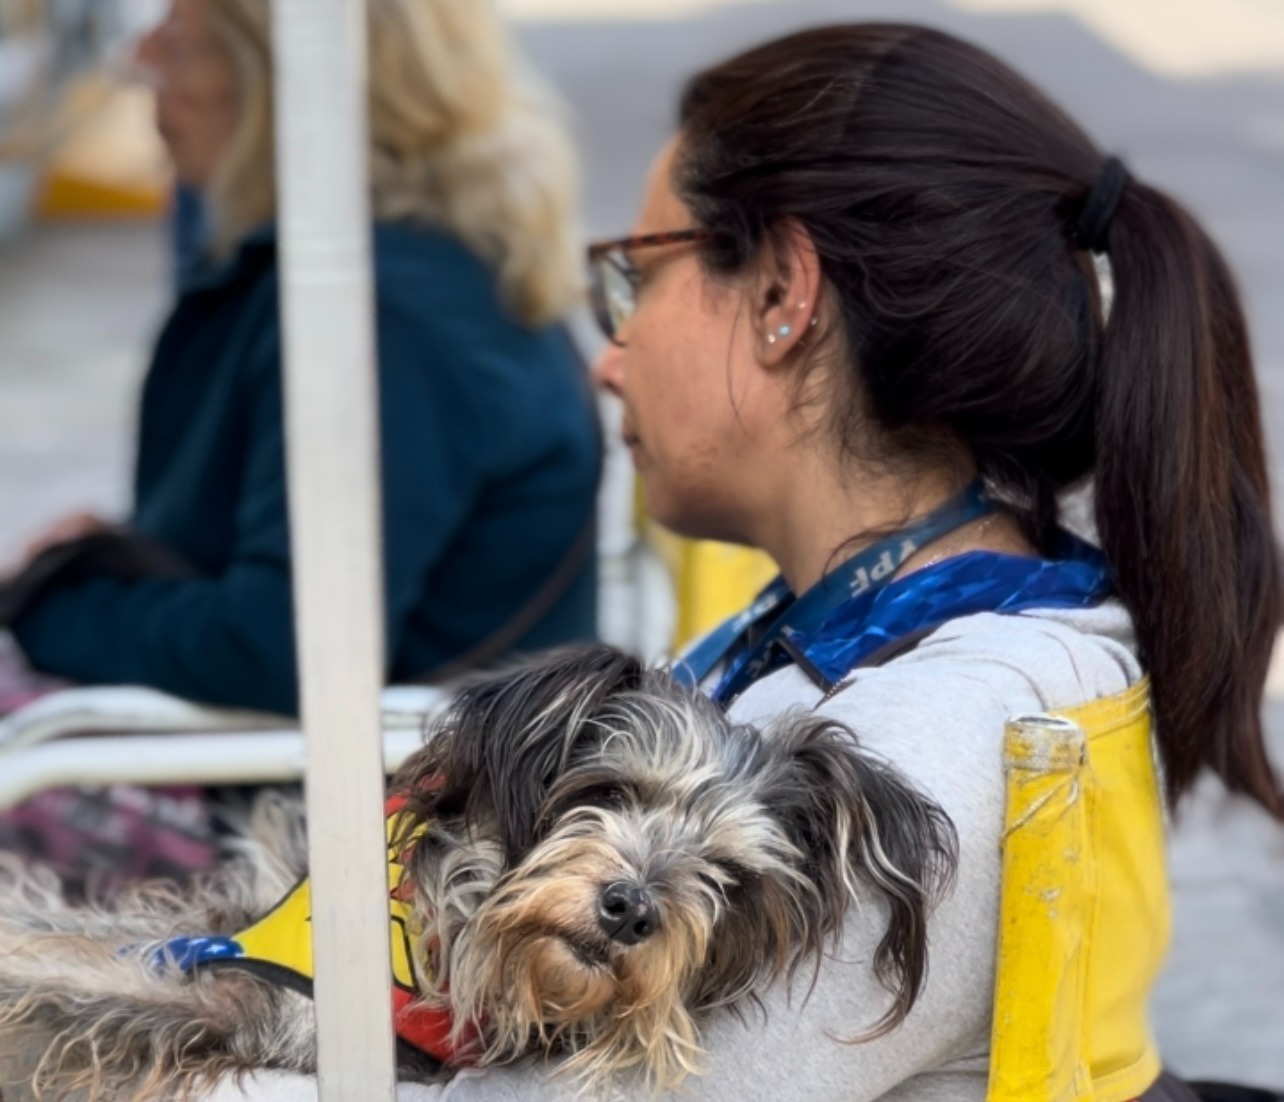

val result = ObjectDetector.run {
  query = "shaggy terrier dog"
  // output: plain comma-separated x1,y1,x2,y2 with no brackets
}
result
0,646,956,1100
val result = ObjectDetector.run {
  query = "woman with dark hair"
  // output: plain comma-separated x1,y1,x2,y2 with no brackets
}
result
208,22,1282,1102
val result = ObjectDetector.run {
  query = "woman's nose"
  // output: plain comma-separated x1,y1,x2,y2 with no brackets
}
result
591,342,625,397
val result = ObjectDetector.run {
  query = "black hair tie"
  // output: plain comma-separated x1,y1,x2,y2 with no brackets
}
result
1075,156,1130,253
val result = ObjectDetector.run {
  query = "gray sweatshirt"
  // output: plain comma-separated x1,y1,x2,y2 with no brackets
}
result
205,603,1142,1102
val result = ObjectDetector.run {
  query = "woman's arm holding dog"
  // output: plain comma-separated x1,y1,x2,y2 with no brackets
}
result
198,687,999,1102
410,674,1008,1101
405,616,1135,1101
199,615,1136,1102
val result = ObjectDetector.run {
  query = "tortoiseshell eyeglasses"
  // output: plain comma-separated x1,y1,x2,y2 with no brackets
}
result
586,229,713,346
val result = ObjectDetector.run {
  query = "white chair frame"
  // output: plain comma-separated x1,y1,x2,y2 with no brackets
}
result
0,685,451,813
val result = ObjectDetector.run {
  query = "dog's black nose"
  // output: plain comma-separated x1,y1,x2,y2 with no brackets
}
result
597,881,660,946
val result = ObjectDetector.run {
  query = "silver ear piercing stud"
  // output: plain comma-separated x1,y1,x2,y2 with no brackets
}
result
779,326,792,338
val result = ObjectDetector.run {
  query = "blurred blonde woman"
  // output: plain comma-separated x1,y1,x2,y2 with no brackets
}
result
195,0,582,323
0,0,599,889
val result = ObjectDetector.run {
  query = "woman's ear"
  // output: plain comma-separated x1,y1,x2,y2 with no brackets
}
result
751,220,825,367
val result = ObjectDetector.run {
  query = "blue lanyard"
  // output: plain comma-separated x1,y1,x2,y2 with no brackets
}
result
673,481,992,698
789,537,1111,692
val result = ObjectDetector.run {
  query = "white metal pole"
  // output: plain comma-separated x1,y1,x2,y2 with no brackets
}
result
270,0,396,1099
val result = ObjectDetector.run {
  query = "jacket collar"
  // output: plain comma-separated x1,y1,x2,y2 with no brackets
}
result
179,223,278,296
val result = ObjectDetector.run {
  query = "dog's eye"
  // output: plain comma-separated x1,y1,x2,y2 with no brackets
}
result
576,783,631,810
709,861,755,889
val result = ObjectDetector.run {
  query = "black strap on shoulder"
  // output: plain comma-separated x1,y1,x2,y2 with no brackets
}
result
800,624,941,703
851,626,940,673
417,326,601,686
418,507,596,688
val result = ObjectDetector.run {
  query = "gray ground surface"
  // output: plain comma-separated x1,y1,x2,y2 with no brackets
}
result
1,0,1281,1088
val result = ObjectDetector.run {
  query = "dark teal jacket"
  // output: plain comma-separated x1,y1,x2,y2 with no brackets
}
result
13,223,599,714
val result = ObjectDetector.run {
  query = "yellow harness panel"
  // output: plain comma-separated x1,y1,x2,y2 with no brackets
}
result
230,807,422,995
229,872,419,996
988,679,1169,1102
189,805,466,1064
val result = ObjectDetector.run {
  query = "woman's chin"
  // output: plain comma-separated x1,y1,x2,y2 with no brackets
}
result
641,488,744,546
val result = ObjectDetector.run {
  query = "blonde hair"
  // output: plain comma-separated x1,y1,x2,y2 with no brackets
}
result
203,0,582,325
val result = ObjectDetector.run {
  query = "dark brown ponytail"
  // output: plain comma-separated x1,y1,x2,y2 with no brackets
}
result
1095,180,1283,813
676,24,1284,815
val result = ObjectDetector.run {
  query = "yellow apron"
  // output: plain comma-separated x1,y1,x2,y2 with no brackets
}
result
989,679,1169,1102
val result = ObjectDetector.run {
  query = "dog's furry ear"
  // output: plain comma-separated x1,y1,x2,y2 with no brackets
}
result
394,645,645,860
764,717,959,1037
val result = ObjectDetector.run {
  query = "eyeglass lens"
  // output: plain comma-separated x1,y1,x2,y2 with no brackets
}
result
595,256,635,342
